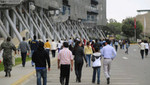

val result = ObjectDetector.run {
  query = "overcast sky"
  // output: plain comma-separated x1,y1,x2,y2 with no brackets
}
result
107,0,150,22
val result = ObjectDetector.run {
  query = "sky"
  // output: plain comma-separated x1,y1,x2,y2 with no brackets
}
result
107,0,150,22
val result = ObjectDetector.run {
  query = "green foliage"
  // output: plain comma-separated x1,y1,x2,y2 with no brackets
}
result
107,19,122,34
0,56,31,71
122,18,143,38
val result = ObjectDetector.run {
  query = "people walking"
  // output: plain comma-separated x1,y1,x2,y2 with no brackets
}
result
84,41,93,67
91,47,101,85
114,40,119,51
30,35,39,67
18,37,30,67
0,37,17,77
140,40,145,59
73,41,87,83
32,42,51,85
57,41,62,53
44,40,51,56
144,40,149,57
51,39,57,58
57,42,73,85
101,39,117,84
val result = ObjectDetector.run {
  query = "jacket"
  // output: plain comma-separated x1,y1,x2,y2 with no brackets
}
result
32,47,50,68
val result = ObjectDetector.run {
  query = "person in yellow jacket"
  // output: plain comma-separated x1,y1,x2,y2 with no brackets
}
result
44,40,51,56
84,41,93,67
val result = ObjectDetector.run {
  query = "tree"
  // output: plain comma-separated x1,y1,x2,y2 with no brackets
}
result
107,19,122,35
122,18,143,38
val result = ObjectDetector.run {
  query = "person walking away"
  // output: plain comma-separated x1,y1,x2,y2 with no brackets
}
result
114,40,118,51
84,41,93,67
73,41,87,82
101,39,117,84
144,40,149,57
30,35,39,67
51,39,57,58
92,47,101,85
44,40,51,56
139,40,145,59
93,39,100,52
57,41,62,53
18,37,30,67
125,40,130,54
57,42,73,85
0,37,17,77
32,42,51,85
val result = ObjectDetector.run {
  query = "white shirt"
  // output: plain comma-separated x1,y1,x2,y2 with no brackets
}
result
145,43,149,49
92,52,101,67
51,42,57,50
140,42,145,50
57,43,62,48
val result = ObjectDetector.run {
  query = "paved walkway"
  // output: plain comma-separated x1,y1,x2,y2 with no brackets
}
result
23,45,141,85
1,45,148,85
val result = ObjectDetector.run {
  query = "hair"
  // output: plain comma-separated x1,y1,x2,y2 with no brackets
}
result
33,35,36,40
23,37,25,41
46,40,49,42
74,41,81,51
38,42,44,48
95,47,99,52
63,42,69,48
95,39,98,43
52,39,54,42
7,37,11,42
86,41,90,46
106,39,110,44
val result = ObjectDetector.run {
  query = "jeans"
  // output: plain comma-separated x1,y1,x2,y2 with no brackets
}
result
45,49,50,56
31,50,35,66
86,54,91,67
36,69,47,85
58,48,61,53
92,67,101,84
21,52,27,67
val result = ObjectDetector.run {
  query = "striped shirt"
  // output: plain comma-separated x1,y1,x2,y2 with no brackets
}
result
57,48,73,65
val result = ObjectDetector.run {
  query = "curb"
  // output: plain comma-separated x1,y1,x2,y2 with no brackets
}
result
11,57,57,85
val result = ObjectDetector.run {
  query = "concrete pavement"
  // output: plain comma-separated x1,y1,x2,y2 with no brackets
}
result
1,44,150,85
23,45,147,85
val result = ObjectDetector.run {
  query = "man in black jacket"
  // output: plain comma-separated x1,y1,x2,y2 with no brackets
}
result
32,42,50,85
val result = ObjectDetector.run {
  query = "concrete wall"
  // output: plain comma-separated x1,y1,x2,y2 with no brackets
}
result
136,12,150,35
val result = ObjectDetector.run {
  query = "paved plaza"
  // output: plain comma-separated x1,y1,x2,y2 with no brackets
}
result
0,45,150,85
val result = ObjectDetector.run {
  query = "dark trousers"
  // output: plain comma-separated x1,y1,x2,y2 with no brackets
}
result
75,62,83,82
115,45,118,51
51,50,56,57
60,65,70,85
45,49,50,56
145,49,148,56
21,52,27,67
140,50,144,59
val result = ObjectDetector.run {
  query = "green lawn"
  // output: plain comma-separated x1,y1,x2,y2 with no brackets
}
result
0,56,31,71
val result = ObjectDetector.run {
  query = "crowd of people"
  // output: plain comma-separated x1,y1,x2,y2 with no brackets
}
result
0,36,149,85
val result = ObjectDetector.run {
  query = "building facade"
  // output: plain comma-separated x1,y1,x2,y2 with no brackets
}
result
0,0,107,43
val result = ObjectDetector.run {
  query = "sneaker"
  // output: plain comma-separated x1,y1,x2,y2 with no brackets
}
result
107,78,110,84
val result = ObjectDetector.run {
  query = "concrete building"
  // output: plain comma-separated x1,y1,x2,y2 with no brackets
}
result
136,12,150,36
0,0,107,43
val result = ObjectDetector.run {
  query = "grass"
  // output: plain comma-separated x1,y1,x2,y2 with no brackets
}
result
0,56,31,72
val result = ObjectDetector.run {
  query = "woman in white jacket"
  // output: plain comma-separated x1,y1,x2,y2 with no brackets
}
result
91,47,101,85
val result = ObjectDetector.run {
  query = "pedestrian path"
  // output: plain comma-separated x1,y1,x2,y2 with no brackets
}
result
23,49,140,85
0,56,57,85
